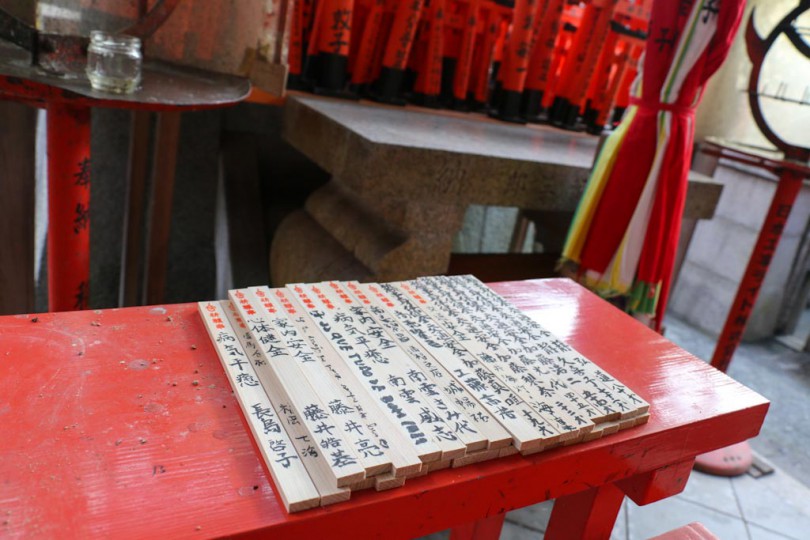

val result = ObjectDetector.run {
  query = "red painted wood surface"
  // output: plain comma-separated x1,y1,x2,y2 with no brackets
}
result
449,513,505,540
617,458,694,505
0,279,769,539
545,482,625,539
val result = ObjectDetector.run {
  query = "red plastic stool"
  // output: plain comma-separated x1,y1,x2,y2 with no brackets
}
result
648,522,719,540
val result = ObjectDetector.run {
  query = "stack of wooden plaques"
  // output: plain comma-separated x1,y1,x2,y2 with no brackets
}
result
198,276,649,513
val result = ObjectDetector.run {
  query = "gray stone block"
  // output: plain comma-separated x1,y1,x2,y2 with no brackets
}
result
453,205,487,253
684,216,756,284
713,163,777,231
745,234,801,339
712,161,810,238
669,261,738,336
481,207,520,254
785,187,810,237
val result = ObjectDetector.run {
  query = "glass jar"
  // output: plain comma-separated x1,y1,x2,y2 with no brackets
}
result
86,31,142,94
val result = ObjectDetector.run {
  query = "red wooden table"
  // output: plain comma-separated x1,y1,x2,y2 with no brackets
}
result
0,279,768,539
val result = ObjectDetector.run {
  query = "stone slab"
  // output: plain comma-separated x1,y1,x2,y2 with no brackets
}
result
277,95,724,285
670,260,739,336
283,96,722,218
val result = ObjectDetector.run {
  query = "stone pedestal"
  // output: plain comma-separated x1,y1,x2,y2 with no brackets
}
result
275,96,724,285
272,181,466,283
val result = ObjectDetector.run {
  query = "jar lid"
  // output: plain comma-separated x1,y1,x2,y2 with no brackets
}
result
89,31,141,50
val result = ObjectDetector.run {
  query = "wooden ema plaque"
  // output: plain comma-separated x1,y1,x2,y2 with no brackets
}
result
198,276,649,512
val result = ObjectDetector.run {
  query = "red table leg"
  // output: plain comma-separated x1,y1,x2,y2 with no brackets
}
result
618,459,693,504
47,103,91,312
449,513,506,540
545,482,625,540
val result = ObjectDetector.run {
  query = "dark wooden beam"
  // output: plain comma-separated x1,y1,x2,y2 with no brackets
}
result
143,111,182,305
221,132,270,288
0,102,36,314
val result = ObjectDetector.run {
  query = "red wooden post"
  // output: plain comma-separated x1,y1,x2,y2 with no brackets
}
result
490,0,539,122
47,104,92,312
303,0,355,94
617,459,694,504
553,0,617,129
304,0,325,66
349,0,386,94
569,3,615,105
711,165,807,372
427,0,446,100
522,0,565,121
370,0,424,102
541,25,575,109
593,40,629,129
451,0,480,107
610,42,641,124
287,0,306,87
549,3,597,121
545,482,625,540
412,0,445,107
469,6,502,108
582,20,620,133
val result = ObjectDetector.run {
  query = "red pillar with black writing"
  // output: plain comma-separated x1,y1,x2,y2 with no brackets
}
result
412,0,445,107
591,39,628,132
590,24,645,133
304,0,355,95
349,0,386,95
302,0,324,86
538,19,575,111
435,1,458,105
564,0,616,130
369,0,424,103
490,0,539,122
581,18,621,133
287,0,307,88
47,104,92,312
610,42,641,126
467,2,490,111
450,0,481,109
467,3,501,110
302,0,316,51
548,1,596,125
550,0,617,129
521,0,565,122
